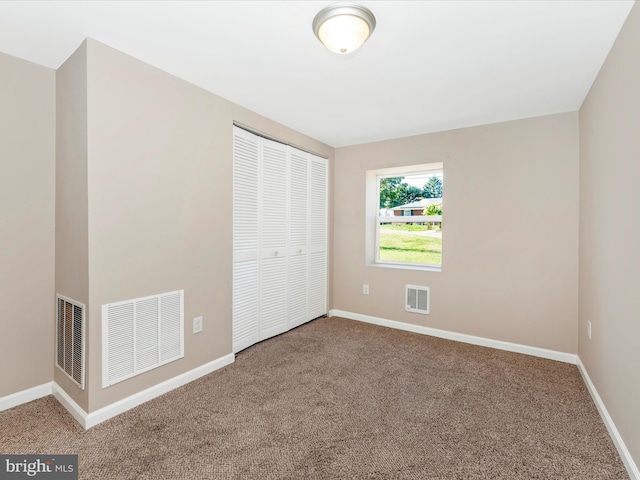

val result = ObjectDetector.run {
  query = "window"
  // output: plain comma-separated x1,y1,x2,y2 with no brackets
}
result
366,163,443,270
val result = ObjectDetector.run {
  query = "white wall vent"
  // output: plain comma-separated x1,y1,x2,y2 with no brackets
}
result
56,294,86,390
406,285,430,314
102,290,184,388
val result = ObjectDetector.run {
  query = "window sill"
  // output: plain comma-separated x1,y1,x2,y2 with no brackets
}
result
367,262,441,272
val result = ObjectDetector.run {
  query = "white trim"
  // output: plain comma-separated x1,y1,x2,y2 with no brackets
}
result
85,353,234,429
0,382,53,412
378,215,442,223
577,357,640,480
367,263,441,272
329,309,577,364
374,163,444,177
53,353,235,429
52,382,87,427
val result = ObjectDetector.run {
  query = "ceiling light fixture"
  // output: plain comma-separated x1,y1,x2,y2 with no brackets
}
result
312,3,376,55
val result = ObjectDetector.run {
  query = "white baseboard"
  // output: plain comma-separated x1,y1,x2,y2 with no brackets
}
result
329,310,637,477
329,309,577,364
577,357,639,480
52,382,87,427
0,382,53,412
82,353,235,429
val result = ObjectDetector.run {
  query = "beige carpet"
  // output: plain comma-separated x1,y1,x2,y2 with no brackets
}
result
0,317,628,479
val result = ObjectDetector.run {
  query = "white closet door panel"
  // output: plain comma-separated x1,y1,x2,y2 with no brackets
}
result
290,150,308,248
261,139,288,250
262,248,285,259
288,149,309,328
309,156,327,250
288,253,308,329
309,251,327,319
233,127,260,353
233,129,260,254
233,260,259,353
288,148,310,328
289,246,307,256
309,154,327,320
260,256,288,340
234,250,258,262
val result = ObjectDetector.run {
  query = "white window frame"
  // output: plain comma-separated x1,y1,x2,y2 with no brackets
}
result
366,163,443,271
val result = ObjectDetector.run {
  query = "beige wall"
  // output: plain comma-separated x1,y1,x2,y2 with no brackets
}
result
579,1,640,468
55,41,90,410
333,112,579,354
0,17,635,470
82,39,333,411
0,52,55,396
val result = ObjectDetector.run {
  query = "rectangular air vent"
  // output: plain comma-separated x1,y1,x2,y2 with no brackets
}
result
406,285,430,314
56,295,85,390
102,290,184,388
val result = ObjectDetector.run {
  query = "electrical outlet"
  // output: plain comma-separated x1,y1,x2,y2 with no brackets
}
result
193,316,203,334
587,321,592,340
363,284,369,295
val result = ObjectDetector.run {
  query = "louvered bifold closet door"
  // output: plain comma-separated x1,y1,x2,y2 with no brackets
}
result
309,155,328,319
233,128,260,353
260,138,289,341
288,149,309,329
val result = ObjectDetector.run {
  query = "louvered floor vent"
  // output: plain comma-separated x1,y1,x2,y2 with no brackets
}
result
406,285,430,314
102,290,184,388
56,295,85,389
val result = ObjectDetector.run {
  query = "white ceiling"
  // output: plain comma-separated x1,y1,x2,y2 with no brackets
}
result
0,1,634,147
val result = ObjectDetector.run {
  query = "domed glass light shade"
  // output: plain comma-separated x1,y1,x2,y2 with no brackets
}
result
312,3,376,54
